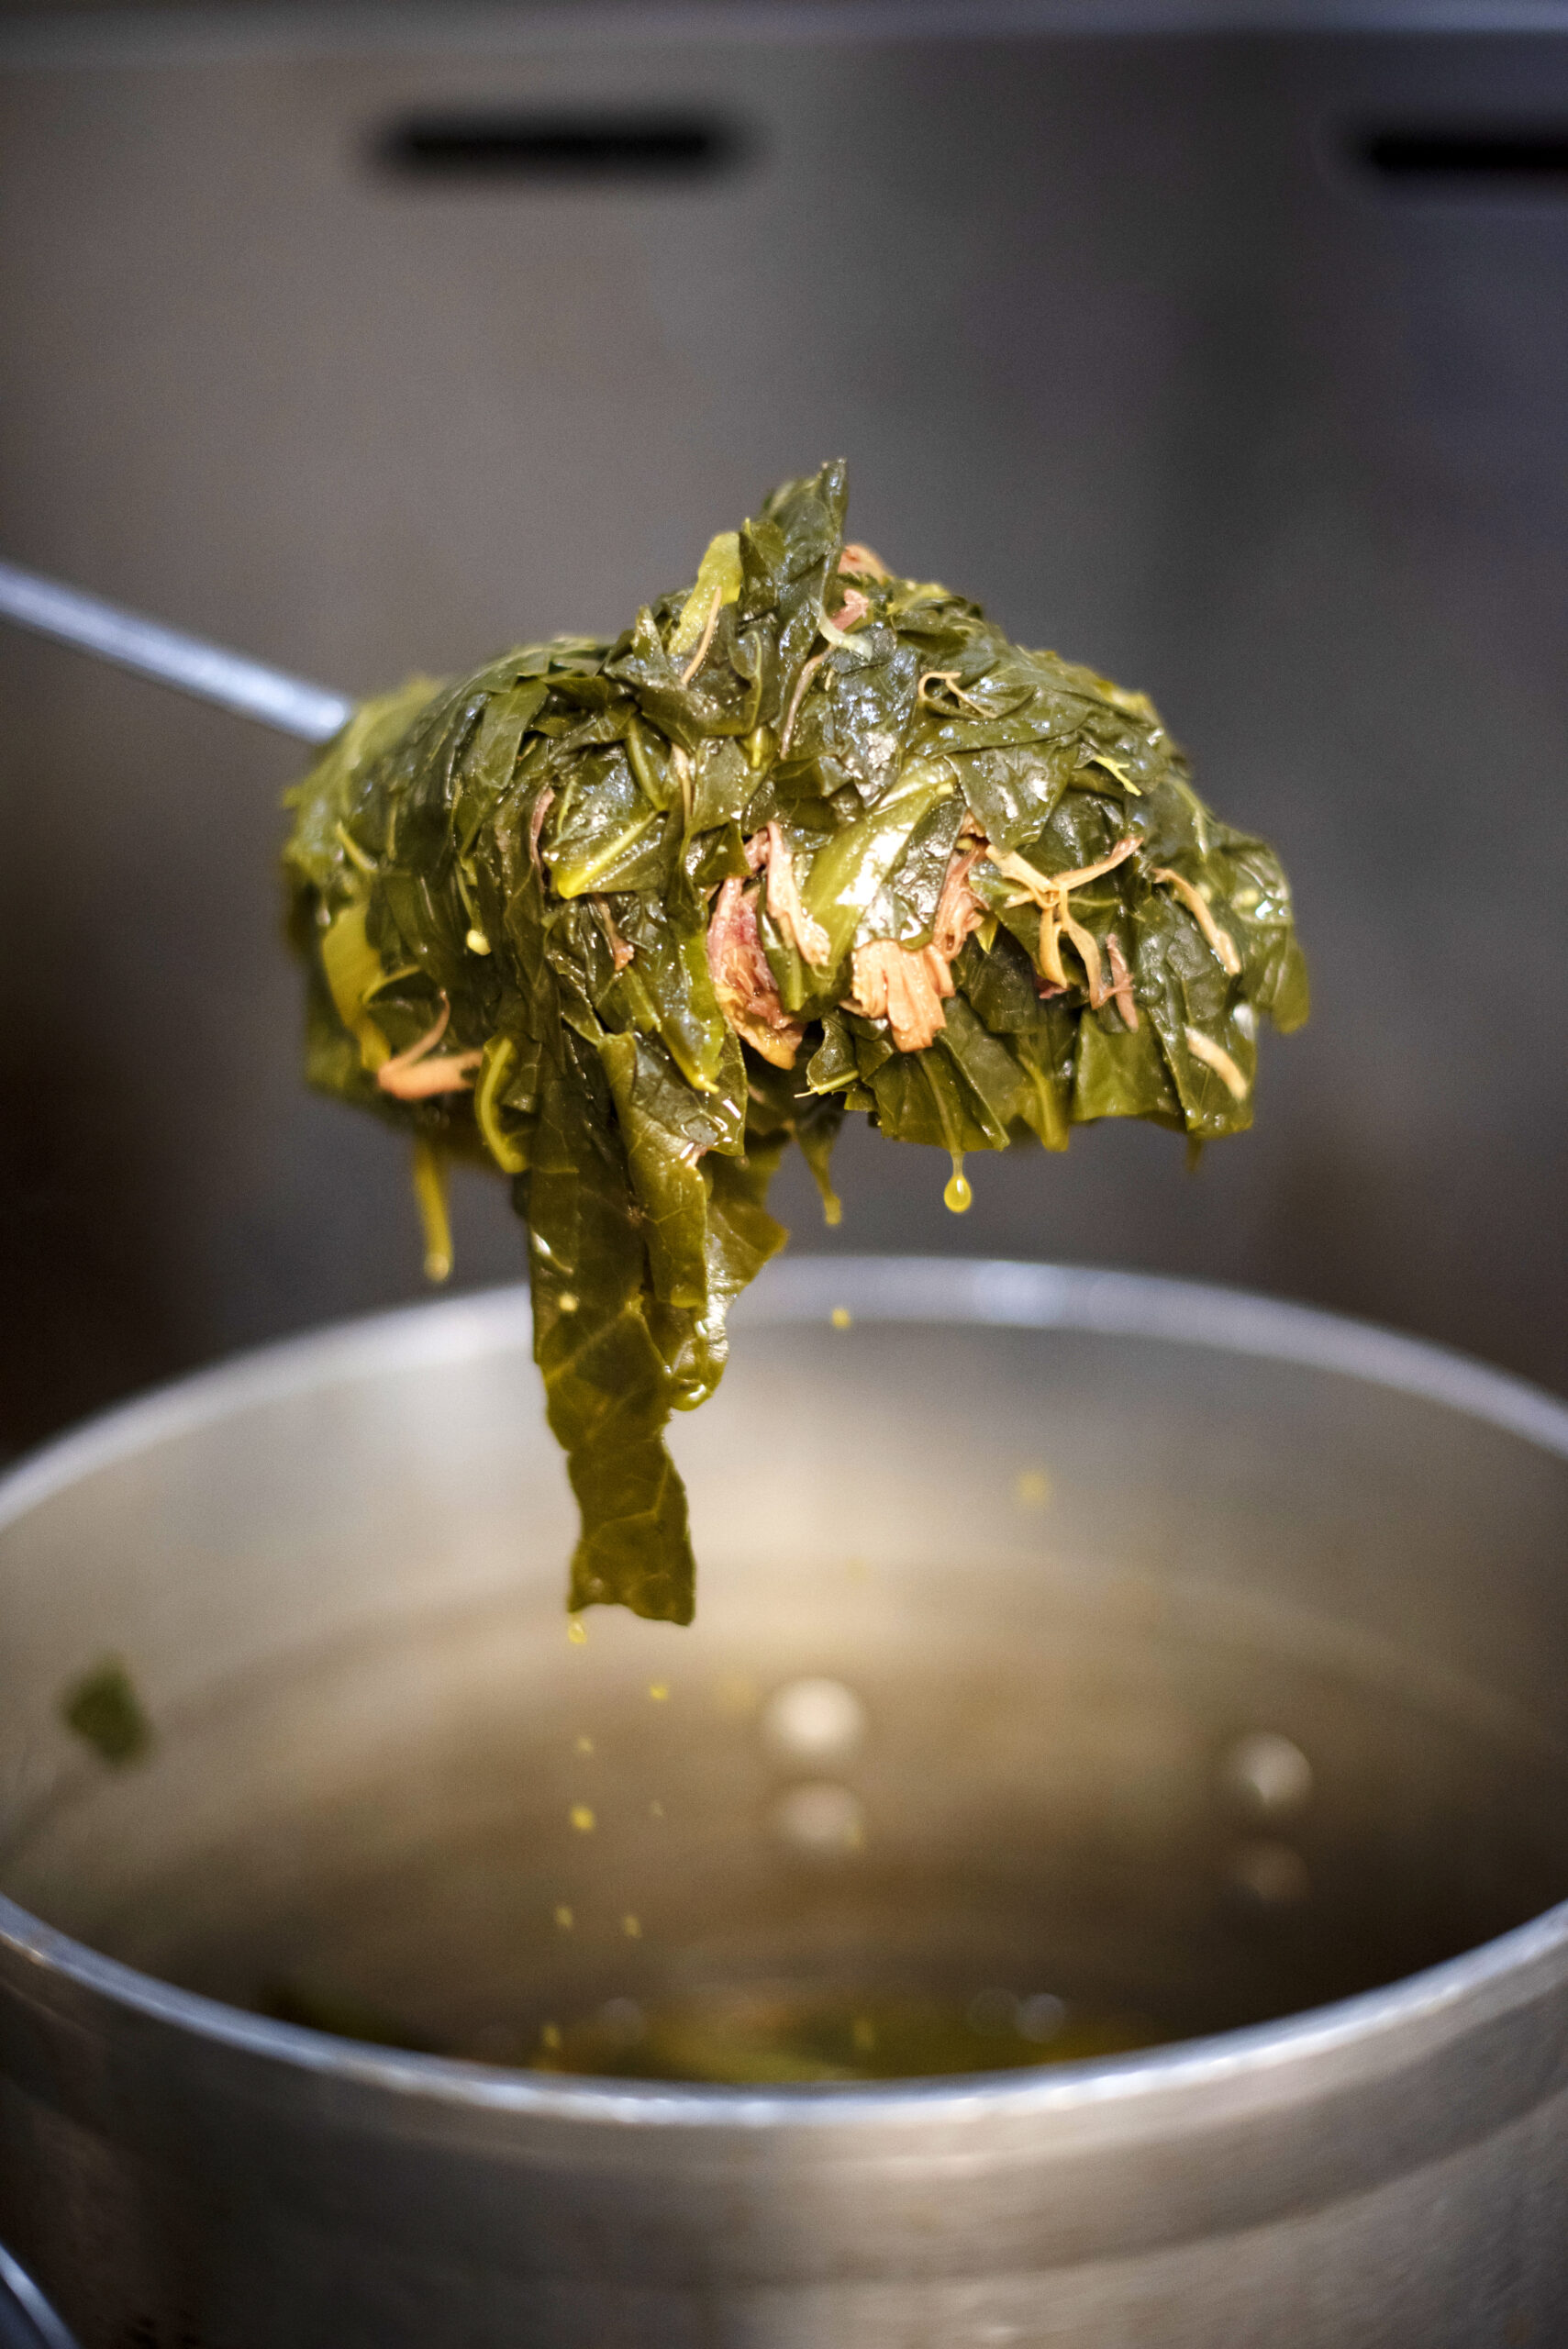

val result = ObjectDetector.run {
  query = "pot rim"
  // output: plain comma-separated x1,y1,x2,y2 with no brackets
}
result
5,1252,1568,2130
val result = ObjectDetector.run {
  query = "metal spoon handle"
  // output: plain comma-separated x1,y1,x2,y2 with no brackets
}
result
0,557,352,743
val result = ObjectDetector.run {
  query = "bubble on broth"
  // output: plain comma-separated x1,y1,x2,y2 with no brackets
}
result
770,1781,866,1854
762,1677,867,1765
1222,1731,1314,1820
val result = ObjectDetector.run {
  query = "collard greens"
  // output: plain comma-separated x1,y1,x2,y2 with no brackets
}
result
284,462,1307,1625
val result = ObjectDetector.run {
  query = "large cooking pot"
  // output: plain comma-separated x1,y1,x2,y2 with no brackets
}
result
3,1256,1567,2346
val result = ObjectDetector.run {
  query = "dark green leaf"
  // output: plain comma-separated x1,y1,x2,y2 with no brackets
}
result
284,461,1305,1624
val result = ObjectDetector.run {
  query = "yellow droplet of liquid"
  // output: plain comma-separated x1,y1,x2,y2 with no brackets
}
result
554,1904,574,1931
1014,1468,1052,1510
540,2022,562,2051
649,1683,669,1703
465,927,492,955
830,1306,852,1330
943,1154,973,1214
558,1291,579,1315
411,1134,454,1282
623,1914,642,1939
575,1734,595,1755
570,1805,595,1834
567,1619,587,1647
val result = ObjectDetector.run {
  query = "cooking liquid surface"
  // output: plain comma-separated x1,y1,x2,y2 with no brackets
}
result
530,1989,1163,2084
6,1570,1568,2084
260,1975,1165,2081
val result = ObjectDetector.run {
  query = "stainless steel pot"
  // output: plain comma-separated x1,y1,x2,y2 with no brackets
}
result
3,1256,1568,2347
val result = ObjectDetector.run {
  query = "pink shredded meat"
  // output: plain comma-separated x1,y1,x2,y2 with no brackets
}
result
759,820,831,967
931,841,989,962
528,787,555,872
846,939,954,1053
706,876,806,1069
1103,931,1139,1029
375,999,484,1101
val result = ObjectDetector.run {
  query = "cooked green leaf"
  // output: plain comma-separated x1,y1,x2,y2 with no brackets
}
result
284,462,1306,1622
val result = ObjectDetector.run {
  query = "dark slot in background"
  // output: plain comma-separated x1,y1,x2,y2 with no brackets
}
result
376,113,747,183
1356,127,1568,190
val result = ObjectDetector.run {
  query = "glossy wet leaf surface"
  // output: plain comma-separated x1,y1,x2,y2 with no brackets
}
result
284,463,1306,1623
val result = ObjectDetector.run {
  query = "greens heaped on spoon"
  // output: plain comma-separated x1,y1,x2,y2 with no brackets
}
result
284,462,1307,1626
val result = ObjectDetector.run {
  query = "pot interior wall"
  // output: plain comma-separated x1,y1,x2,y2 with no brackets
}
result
4,1287,1568,2081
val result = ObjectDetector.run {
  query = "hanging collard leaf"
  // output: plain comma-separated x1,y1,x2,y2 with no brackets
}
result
284,462,1307,1625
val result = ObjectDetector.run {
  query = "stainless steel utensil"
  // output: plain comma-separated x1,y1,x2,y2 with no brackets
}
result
0,556,350,740
0,2248,77,2349
3,1255,1567,2346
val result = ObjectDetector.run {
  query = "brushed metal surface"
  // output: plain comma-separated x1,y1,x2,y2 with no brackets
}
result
0,2245,78,2349
0,558,351,741
2,1257,1567,2345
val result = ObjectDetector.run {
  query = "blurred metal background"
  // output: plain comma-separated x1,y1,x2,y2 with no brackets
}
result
2,3,1566,1449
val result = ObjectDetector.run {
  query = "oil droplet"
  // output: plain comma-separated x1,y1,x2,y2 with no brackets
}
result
830,1306,852,1330
1014,1468,1051,1510
771,1781,867,1854
540,2022,562,2051
554,1905,574,1931
1221,1731,1313,1820
649,1682,670,1703
623,1914,642,1939
1017,1992,1067,2044
465,927,492,955
942,1154,973,1214
558,1291,579,1315
762,1677,867,1765
567,1620,587,1647
600,1998,645,2046
575,1735,595,1755
1228,1839,1310,1908
570,1805,595,1834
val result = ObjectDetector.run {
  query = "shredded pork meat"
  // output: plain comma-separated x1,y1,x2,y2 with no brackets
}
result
376,998,484,1101
1104,931,1139,1029
706,819,1131,1063
829,585,873,633
706,876,806,1068
757,820,831,966
931,841,989,962
841,836,989,1052
593,896,634,974
528,787,555,872
846,939,955,1053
